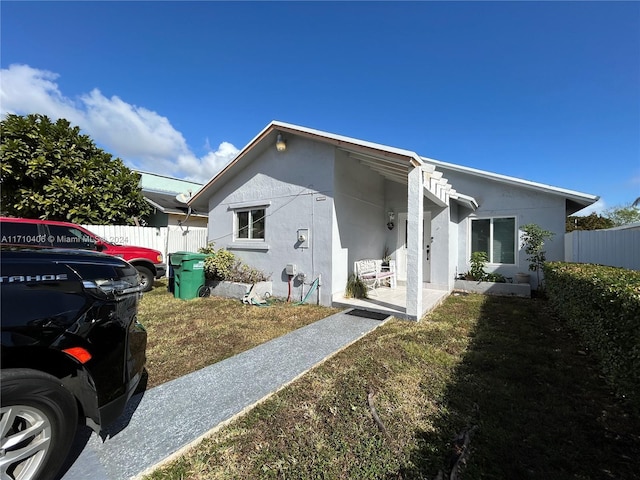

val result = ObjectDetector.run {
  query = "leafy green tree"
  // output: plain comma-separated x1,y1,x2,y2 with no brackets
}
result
603,204,640,227
566,213,614,232
0,113,150,224
521,223,554,289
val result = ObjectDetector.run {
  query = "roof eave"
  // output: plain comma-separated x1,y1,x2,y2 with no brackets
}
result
423,156,599,206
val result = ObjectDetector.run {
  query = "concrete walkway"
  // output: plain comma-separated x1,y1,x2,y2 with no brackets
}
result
59,309,388,480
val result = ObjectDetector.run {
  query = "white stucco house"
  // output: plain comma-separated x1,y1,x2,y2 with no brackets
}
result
189,121,598,320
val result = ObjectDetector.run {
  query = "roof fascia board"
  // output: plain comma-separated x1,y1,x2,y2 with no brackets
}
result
165,210,208,218
144,197,167,213
450,192,479,211
423,156,599,204
273,121,422,164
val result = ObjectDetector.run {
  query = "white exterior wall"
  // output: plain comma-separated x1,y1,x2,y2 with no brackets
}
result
437,168,568,289
383,180,408,264
207,137,335,304
333,149,386,294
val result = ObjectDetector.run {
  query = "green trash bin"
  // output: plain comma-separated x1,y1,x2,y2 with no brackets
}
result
170,251,209,300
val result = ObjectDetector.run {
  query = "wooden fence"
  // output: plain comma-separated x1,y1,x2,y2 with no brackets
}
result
565,227,640,271
82,224,209,269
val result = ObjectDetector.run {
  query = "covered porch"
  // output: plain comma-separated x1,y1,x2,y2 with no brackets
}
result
332,284,450,320
333,143,477,320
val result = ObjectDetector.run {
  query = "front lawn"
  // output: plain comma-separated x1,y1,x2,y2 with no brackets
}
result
144,293,640,479
138,280,339,388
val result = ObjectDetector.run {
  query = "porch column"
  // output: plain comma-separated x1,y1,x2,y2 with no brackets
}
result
406,164,423,320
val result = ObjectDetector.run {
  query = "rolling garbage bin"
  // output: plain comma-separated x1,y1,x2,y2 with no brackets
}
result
167,253,175,293
170,251,209,300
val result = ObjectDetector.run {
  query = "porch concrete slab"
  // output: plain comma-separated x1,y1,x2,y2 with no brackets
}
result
59,310,388,480
333,284,449,320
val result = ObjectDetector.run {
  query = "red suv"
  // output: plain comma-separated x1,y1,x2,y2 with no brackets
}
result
0,217,166,291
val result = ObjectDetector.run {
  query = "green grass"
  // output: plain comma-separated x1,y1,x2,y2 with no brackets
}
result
144,293,640,479
138,279,339,388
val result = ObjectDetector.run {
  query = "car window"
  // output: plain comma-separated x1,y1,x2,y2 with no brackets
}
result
47,225,97,250
0,221,43,246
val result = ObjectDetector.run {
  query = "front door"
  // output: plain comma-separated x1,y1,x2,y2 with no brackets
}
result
396,212,431,283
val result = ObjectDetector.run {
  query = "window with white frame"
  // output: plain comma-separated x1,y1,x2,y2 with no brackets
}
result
471,217,516,264
235,208,266,240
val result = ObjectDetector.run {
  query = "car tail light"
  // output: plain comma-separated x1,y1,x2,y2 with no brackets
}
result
63,346,92,364
156,254,163,263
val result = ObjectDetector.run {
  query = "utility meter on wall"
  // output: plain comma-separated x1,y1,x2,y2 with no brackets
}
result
297,228,309,248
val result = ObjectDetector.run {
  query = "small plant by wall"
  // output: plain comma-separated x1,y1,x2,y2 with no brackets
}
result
200,243,269,283
345,274,368,299
520,223,554,289
469,251,488,281
462,251,506,283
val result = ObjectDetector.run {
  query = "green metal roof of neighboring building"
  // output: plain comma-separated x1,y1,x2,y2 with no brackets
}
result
137,170,203,195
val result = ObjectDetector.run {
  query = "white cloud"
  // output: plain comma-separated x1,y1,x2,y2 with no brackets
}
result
0,64,238,183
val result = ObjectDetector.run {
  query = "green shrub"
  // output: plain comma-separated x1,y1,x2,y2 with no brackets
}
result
227,260,270,283
198,243,217,255
200,244,269,283
469,251,488,281
485,272,506,283
203,249,236,281
461,252,506,282
543,261,640,410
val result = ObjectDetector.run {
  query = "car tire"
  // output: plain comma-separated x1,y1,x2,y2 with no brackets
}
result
136,266,154,292
1,369,78,480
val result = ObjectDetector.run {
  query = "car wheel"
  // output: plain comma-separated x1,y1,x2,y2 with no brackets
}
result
1,369,78,480
136,266,154,292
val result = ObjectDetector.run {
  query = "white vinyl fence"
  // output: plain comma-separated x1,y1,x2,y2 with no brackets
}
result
565,228,640,271
82,225,209,272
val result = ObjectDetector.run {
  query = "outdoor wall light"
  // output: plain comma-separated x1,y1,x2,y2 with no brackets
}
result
387,211,395,230
276,133,287,152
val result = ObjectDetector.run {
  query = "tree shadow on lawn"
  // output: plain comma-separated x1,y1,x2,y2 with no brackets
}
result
404,295,640,480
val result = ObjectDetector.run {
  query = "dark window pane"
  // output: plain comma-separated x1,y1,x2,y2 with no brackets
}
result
0,222,40,245
251,209,265,239
48,226,96,250
471,219,490,255
493,218,515,263
237,211,249,239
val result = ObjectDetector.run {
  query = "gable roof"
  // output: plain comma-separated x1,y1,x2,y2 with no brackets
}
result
189,121,598,214
189,121,430,209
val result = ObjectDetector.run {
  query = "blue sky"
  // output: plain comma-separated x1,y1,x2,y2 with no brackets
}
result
2,1,639,214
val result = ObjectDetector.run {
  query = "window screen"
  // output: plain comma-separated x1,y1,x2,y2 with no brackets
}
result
236,208,265,240
471,217,516,264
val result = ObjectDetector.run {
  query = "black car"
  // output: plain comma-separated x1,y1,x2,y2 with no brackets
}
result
1,248,148,480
